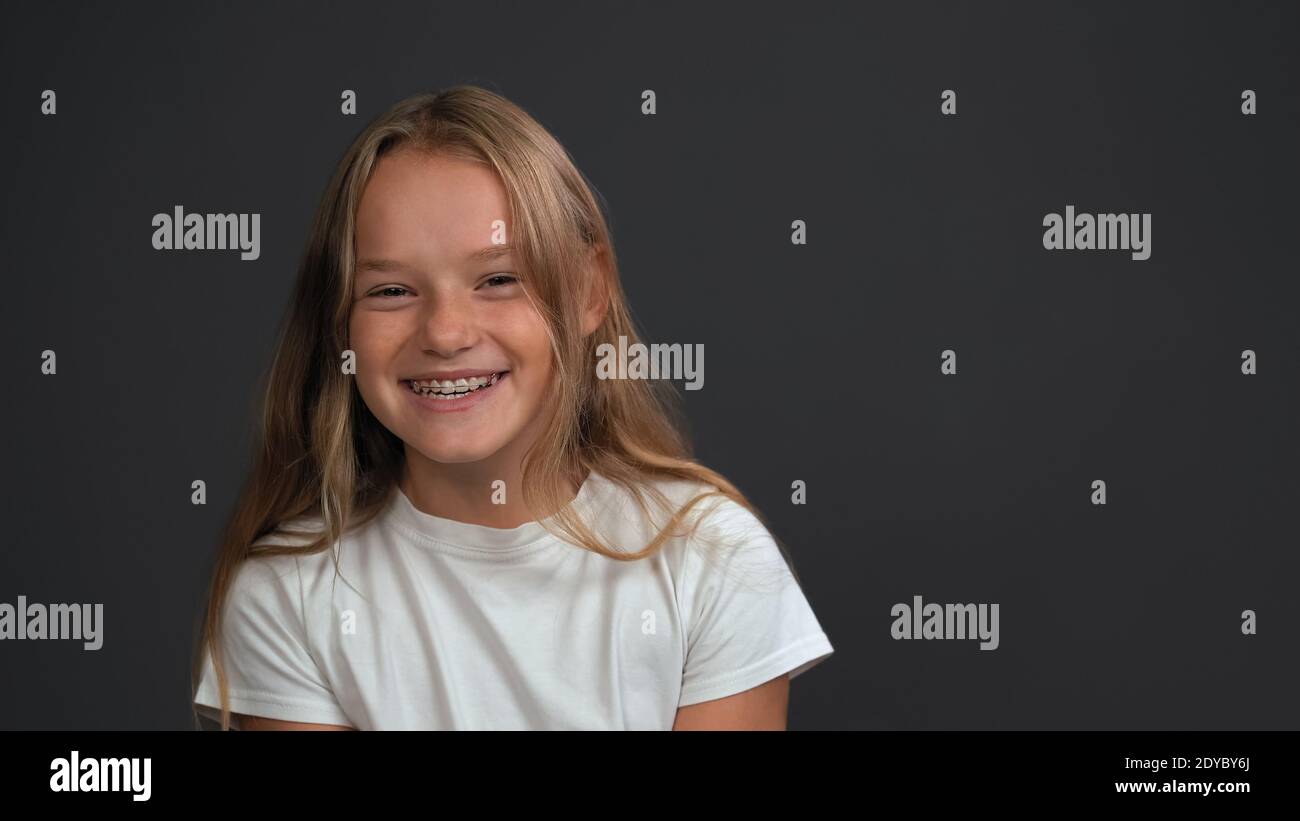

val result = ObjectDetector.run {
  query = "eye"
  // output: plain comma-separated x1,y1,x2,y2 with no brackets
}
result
368,286,411,298
481,273,519,289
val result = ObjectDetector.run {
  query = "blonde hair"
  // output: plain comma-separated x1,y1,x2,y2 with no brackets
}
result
192,85,800,730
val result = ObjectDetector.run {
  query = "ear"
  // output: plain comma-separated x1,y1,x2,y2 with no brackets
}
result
580,245,610,337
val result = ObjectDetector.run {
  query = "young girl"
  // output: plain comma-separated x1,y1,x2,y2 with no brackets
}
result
191,85,834,730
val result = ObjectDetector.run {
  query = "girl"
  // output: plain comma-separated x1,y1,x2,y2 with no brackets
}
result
191,85,833,730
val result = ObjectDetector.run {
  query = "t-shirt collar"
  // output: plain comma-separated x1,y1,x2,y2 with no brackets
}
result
383,471,602,552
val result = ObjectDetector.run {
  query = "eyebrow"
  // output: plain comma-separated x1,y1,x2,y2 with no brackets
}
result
356,244,515,273
468,243,515,262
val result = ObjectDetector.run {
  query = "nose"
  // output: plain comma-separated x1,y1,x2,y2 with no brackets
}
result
419,289,478,357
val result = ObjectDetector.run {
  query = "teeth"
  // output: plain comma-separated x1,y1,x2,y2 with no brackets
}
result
406,372,501,398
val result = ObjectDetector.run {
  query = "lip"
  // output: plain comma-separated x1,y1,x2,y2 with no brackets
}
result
401,371,509,414
403,368,505,381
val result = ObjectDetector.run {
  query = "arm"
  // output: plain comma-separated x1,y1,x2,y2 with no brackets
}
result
235,713,355,731
671,673,789,730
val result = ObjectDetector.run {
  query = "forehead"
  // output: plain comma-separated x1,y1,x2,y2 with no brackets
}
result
354,147,511,260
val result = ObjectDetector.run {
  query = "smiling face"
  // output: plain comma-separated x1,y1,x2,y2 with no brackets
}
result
348,146,557,468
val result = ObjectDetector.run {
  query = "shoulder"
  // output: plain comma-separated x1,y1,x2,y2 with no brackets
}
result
585,471,711,528
225,513,331,614
589,471,777,560
222,554,300,624
251,512,330,551
639,479,792,593
634,474,770,544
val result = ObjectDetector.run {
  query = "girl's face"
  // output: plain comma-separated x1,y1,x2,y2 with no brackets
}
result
348,147,555,467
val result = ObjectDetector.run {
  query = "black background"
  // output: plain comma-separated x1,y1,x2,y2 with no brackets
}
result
1,0,1296,729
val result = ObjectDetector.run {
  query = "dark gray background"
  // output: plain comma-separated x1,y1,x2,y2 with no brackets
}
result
1,0,1296,729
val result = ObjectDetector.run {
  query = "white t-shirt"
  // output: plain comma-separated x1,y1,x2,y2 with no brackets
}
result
193,470,834,729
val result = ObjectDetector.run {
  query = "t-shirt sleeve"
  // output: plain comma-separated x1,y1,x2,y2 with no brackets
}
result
676,497,834,707
193,553,353,728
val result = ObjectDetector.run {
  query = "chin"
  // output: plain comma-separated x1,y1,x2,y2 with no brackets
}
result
408,435,509,466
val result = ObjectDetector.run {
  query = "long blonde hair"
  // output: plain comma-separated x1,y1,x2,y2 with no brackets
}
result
192,85,800,730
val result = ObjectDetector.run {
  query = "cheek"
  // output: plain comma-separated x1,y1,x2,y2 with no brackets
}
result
348,313,407,380
482,302,551,371
506,314,556,389
499,301,551,350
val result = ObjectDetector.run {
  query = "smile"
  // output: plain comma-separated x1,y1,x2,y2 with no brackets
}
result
404,371,504,399
400,371,509,412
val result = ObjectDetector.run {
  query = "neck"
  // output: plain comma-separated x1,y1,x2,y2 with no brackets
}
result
398,446,579,529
